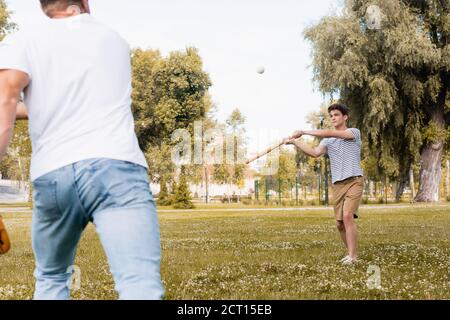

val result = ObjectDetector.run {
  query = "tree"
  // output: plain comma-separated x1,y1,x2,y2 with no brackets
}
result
184,99,218,203
212,109,248,202
226,109,247,201
273,149,298,198
131,47,212,190
304,0,449,202
212,162,231,201
305,103,335,131
172,167,194,209
157,176,172,206
0,1,15,41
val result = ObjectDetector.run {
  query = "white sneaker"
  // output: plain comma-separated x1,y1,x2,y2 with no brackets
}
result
340,255,351,263
342,257,358,265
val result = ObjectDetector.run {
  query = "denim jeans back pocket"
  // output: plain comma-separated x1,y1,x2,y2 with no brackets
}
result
33,180,61,221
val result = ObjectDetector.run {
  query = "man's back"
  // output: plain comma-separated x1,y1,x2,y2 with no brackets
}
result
0,2,163,300
0,14,147,181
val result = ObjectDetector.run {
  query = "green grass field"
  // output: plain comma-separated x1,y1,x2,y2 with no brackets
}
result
0,204,449,300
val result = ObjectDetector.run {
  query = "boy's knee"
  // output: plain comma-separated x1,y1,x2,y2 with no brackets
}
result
343,212,355,223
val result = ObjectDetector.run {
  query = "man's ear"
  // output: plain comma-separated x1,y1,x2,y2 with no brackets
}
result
82,0,91,13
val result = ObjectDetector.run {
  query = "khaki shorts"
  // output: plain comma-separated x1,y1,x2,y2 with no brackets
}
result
331,176,364,221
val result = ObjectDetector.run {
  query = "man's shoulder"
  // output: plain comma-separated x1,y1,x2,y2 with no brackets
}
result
3,20,57,45
81,16,128,46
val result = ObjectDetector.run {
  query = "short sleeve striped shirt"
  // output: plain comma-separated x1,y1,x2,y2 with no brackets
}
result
319,128,364,184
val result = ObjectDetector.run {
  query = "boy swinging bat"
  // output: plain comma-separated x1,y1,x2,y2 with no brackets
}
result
284,103,364,265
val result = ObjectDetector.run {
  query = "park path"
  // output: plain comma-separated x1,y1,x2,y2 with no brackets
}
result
1,203,449,214
158,204,450,213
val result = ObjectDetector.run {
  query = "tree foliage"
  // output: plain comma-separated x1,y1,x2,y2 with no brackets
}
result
0,0,15,41
131,47,212,184
212,108,248,200
305,0,449,201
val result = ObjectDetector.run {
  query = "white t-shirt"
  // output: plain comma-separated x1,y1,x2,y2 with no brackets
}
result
0,14,148,181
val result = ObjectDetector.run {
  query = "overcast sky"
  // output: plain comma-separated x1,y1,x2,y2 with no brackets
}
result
6,0,343,153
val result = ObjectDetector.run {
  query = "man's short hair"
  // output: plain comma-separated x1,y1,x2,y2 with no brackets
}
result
328,103,349,117
40,0,83,10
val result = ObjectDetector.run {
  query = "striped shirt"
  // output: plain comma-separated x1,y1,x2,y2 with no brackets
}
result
319,128,364,184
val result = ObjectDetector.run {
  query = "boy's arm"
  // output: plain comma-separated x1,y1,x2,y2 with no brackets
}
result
295,129,356,140
284,136,327,159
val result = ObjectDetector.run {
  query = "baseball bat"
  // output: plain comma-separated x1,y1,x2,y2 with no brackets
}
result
245,139,286,165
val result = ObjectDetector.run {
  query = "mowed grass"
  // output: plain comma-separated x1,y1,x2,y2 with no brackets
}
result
0,205,449,300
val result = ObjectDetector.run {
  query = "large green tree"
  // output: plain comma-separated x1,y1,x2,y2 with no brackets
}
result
131,47,212,187
305,0,449,202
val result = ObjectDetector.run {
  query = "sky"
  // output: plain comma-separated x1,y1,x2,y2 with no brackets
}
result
5,0,343,153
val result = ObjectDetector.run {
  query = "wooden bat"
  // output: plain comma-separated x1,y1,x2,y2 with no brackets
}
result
245,139,286,165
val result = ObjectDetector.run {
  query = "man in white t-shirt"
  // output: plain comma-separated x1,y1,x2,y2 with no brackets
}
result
0,0,164,299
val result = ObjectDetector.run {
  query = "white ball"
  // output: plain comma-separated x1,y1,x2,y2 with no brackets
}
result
256,66,265,74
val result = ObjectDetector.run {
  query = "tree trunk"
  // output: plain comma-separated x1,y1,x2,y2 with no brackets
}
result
410,167,416,201
415,142,443,202
374,181,377,198
204,166,209,204
395,161,411,202
415,99,445,202
384,176,388,204
446,160,449,201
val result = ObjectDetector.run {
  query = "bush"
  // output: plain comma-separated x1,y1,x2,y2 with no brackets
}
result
173,201,194,210
220,195,240,203
157,178,173,206
171,169,195,210
305,199,320,206
288,200,298,206
158,197,173,206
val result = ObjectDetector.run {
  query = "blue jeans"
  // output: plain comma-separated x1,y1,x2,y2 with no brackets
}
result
31,158,164,300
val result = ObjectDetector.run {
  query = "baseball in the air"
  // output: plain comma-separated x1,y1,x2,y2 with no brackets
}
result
256,66,265,74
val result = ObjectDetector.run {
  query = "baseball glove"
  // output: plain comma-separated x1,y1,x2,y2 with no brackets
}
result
0,214,11,255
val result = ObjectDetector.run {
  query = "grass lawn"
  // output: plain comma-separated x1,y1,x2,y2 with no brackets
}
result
0,204,448,300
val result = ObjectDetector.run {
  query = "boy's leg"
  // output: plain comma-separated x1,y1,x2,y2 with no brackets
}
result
336,220,348,249
343,213,358,260
342,177,364,260
332,184,348,250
